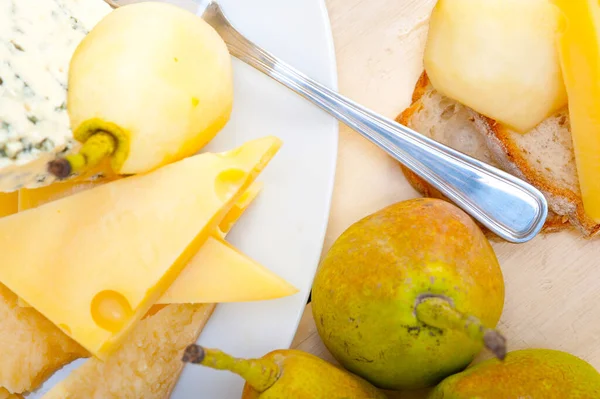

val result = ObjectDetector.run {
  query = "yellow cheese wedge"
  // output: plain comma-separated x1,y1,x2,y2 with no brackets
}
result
0,192,18,218
160,237,297,303
552,0,600,222
0,136,281,358
20,176,260,226
19,177,263,235
18,176,295,305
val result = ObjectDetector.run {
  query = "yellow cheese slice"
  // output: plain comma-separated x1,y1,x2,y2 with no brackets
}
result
552,0,600,222
19,177,263,235
0,192,18,218
160,237,297,303
0,136,281,358
18,176,295,305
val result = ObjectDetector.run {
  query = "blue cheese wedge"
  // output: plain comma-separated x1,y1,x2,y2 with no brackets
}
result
0,0,112,191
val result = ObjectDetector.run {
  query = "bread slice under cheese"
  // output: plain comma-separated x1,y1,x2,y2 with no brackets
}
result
398,73,573,236
43,303,215,399
0,284,88,394
471,108,600,237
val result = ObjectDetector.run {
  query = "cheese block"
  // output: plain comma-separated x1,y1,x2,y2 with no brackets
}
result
0,0,112,192
0,136,282,358
0,192,17,218
552,0,600,222
19,177,297,304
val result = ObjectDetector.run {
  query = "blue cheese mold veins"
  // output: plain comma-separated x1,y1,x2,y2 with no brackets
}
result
0,0,111,191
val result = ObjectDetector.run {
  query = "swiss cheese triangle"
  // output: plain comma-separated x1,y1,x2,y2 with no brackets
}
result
0,136,281,358
160,237,297,303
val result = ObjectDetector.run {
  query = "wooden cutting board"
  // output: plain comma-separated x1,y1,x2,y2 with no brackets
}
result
293,0,600,396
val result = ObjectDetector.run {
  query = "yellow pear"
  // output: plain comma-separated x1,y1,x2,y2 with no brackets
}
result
430,349,600,398
49,2,233,178
183,345,386,399
312,199,505,390
424,0,566,132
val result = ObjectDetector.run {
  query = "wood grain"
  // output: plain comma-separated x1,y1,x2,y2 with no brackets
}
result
292,0,600,396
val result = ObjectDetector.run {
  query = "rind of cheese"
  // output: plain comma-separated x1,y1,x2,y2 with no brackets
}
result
0,192,17,217
553,0,600,222
18,167,119,212
42,303,215,399
19,178,113,212
0,136,282,358
0,0,112,191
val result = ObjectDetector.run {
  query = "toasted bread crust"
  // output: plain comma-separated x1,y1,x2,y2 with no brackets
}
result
473,115,600,237
397,73,571,237
44,303,215,399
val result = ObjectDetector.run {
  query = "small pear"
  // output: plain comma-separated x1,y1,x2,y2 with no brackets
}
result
182,345,386,399
312,198,506,390
424,0,566,132
430,349,600,398
49,2,233,178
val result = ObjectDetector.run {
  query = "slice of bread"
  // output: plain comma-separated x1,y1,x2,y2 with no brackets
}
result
43,303,215,399
0,283,87,395
397,73,570,236
472,108,600,237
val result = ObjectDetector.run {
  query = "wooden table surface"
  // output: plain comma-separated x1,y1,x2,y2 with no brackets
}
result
292,0,600,396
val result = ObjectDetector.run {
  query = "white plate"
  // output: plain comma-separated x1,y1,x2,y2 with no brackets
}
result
32,0,338,398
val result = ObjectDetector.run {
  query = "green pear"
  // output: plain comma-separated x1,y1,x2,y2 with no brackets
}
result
312,198,506,390
49,2,233,178
430,349,600,398
182,345,386,399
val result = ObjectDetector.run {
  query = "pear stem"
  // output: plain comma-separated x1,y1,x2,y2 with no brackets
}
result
48,132,116,178
415,296,507,360
182,345,280,392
